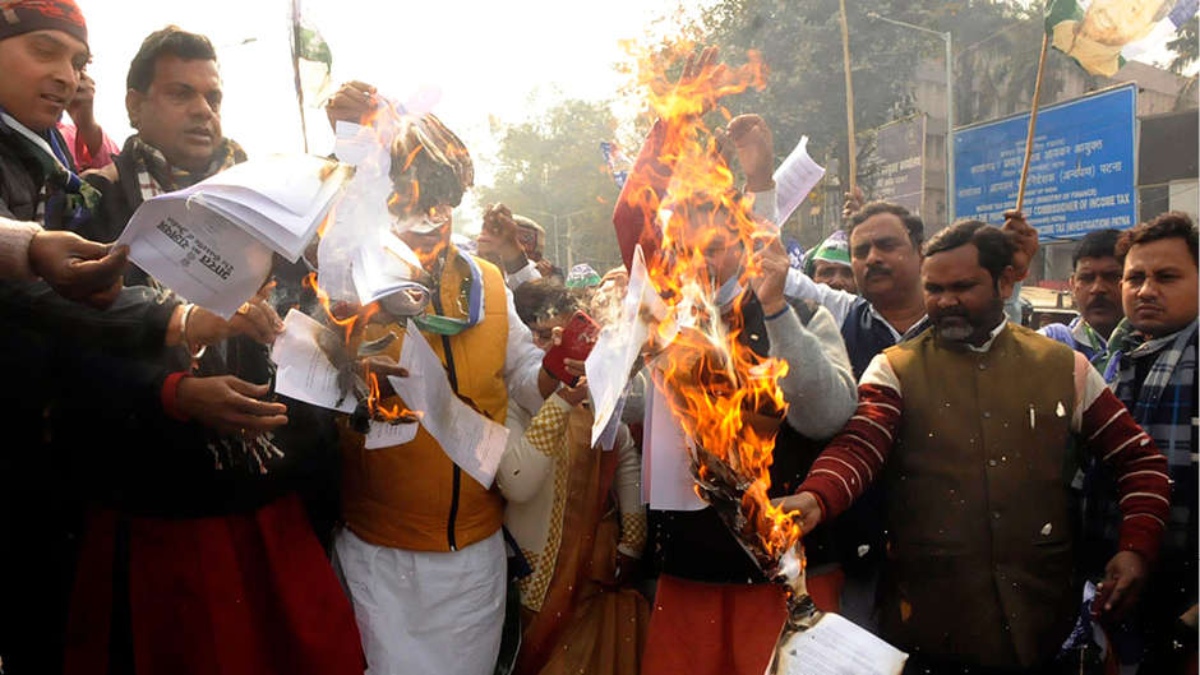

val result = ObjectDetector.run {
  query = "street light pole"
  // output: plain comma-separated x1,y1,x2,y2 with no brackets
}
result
866,13,955,222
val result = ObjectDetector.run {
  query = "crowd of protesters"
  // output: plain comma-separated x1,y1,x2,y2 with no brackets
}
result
0,3,1195,675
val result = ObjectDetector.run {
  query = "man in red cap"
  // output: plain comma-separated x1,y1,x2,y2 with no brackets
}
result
0,0,128,300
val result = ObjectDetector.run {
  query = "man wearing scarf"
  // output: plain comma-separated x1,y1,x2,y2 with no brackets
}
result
0,0,129,302
1092,212,1197,674
52,26,365,675
0,3,205,670
324,81,560,675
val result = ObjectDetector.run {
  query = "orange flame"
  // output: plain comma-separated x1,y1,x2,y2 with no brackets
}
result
629,43,801,563
303,272,414,424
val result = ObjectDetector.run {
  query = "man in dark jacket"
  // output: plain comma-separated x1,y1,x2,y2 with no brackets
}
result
52,26,364,675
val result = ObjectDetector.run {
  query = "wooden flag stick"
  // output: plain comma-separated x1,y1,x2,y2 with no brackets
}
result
290,0,310,154
1016,30,1050,213
838,0,858,195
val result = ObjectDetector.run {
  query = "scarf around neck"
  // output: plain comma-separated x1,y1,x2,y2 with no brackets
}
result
0,109,101,225
124,133,247,202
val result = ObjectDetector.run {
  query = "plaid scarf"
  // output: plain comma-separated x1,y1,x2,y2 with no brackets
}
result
124,133,247,202
0,108,100,227
1089,318,1197,556
122,134,282,474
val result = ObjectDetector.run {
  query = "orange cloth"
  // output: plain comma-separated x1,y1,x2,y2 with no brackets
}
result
640,571,843,675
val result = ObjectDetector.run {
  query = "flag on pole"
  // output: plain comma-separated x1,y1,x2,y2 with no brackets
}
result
1046,0,1198,77
600,141,632,188
290,0,334,152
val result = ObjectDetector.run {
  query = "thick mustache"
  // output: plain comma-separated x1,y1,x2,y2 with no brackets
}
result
1086,298,1118,311
865,266,891,279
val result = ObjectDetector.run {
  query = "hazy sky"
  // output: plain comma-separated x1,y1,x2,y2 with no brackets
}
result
75,0,695,160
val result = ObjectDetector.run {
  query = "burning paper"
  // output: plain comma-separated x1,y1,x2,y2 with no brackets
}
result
618,42,907,674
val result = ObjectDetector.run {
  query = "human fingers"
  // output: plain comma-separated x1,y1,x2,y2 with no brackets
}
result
82,278,124,310
563,357,586,378
230,297,284,344
62,244,129,302
177,377,288,435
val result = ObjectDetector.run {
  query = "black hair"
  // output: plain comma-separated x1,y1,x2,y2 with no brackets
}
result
1116,211,1199,265
512,278,578,328
1072,228,1122,269
923,219,1015,286
127,26,217,93
848,201,925,251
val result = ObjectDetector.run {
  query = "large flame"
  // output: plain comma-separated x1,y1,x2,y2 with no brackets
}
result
629,43,802,568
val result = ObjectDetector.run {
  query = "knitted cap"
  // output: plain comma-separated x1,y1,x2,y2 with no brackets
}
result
0,0,88,46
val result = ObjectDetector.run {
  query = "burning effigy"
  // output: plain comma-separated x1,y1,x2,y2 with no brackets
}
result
303,92,475,430
613,42,827,673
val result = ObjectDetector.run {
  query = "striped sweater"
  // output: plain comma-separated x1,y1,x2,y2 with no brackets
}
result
799,342,1171,565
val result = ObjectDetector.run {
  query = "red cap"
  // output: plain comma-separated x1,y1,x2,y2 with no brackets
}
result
0,0,88,47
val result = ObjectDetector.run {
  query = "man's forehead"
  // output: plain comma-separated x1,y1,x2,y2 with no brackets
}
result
150,56,220,86
1126,238,1196,269
22,29,88,59
1075,255,1122,270
923,245,985,277
850,213,908,244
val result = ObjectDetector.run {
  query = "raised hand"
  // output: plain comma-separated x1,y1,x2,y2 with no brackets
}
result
723,113,775,193
842,185,865,222
325,80,378,130
674,45,731,118
1002,209,1038,283
747,235,790,316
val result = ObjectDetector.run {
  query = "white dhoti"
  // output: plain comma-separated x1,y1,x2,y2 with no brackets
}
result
334,527,506,675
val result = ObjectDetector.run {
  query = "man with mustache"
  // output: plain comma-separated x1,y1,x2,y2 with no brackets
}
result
725,116,1037,628
53,26,366,675
1091,212,1197,674
1040,228,1124,363
779,220,1170,674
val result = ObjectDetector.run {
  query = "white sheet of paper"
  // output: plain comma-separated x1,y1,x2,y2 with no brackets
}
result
773,136,826,226
352,228,428,306
771,612,907,675
386,320,510,488
118,198,275,318
642,376,706,511
193,154,339,219
271,309,357,414
588,245,664,447
364,419,419,449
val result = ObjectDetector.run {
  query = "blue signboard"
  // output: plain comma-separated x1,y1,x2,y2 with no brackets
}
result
953,84,1136,239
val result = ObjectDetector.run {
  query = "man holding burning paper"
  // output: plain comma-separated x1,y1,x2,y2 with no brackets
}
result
781,221,1172,673
611,46,859,675
323,81,563,675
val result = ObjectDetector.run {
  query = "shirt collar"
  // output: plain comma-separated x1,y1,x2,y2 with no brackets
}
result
964,319,1010,353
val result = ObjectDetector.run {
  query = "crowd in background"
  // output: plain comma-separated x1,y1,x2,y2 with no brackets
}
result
0,3,1195,675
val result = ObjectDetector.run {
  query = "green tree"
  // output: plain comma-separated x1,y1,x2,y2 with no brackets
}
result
474,98,629,274
621,0,1039,243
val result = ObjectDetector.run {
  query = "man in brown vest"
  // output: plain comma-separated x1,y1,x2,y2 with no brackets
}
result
778,220,1171,674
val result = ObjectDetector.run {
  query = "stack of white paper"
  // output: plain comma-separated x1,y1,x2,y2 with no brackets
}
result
117,154,353,318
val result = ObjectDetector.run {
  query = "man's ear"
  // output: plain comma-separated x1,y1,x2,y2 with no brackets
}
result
125,88,143,128
999,264,1017,300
